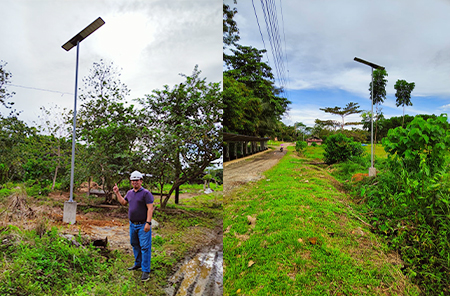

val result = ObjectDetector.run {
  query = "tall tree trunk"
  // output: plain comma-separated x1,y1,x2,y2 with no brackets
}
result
51,166,59,190
175,145,180,204
160,184,164,206
374,105,379,144
402,105,405,128
51,145,61,190
87,176,91,197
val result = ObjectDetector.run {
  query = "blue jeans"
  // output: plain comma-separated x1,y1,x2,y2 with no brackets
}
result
129,222,152,273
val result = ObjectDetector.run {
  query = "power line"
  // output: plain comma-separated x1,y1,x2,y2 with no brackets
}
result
258,0,289,98
279,0,290,96
251,0,271,67
9,84,73,96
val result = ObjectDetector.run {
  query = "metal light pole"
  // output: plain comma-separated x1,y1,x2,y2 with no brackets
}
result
62,17,105,224
354,57,384,177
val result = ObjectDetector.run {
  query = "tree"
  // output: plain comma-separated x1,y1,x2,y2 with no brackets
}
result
0,60,16,116
34,104,72,190
276,123,297,142
312,119,334,140
77,60,141,203
294,122,306,136
369,69,388,143
224,45,290,137
394,79,415,127
361,110,384,142
319,102,362,130
0,115,32,182
314,119,340,131
144,131,176,206
137,66,222,208
223,0,240,48
223,75,261,135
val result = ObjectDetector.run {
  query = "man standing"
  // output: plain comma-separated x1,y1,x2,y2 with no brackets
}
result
113,170,154,282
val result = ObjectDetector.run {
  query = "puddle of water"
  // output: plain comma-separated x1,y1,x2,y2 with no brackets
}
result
166,245,223,296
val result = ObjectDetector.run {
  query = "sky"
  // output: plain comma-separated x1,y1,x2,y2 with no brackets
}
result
228,0,450,128
0,0,222,127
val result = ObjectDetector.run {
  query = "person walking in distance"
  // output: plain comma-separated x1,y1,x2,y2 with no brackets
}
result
113,170,154,282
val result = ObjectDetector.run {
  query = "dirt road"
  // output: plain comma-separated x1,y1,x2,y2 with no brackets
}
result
223,146,289,193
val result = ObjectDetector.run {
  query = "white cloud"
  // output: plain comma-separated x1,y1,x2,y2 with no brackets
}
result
233,0,450,120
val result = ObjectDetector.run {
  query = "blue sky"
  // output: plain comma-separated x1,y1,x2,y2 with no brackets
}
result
228,0,450,128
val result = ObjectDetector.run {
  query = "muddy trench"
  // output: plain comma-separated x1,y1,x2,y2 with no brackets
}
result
165,224,223,296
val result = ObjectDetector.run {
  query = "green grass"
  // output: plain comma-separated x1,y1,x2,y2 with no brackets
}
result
178,182,223,193
224,147,419,295
362,144,388,159
302,144,387,162
303,145,325,160
150,182,223,195
267,140,283,145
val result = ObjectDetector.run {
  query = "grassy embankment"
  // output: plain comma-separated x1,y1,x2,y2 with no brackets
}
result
0,183,222,296
224,145,419,295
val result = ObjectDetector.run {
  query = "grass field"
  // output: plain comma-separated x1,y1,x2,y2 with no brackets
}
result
303,143,387,161
224,146,419,295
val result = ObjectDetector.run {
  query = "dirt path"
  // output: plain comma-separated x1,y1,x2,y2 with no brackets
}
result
223,144,293,193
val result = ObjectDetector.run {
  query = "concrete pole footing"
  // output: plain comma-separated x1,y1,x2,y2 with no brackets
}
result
63,201,77,224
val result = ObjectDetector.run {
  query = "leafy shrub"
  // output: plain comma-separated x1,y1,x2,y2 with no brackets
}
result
311,142,317,147
357,115,450,294
323,133,365,164
152,235,165,247
295,140,307,154
53,182,62,190
0,187,11,199
3,182,15,189
383,114,450,176
26,184,51,197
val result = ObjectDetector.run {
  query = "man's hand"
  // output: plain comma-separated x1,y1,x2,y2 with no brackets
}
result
113,183,119,195
144,223,151,232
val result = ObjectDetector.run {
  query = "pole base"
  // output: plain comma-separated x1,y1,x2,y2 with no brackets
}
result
369,167,376,177
63,201,77,224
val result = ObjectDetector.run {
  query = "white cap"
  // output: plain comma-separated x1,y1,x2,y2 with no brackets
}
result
130,171,143,180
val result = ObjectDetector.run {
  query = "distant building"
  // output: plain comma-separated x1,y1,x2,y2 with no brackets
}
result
306,137,323,146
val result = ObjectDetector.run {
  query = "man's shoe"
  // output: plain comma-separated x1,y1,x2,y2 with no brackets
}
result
141,272,150,282
127,265,141,271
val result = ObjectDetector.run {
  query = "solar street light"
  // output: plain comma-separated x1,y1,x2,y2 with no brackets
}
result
62,17,104,223
354,57,384,177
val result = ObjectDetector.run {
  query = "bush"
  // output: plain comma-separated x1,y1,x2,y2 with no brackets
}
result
0,187,11,199
311,142,317,147
26,184,51,197
295,140,307,154
152,235,165,247
323,133,365,164
353,115,450,294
